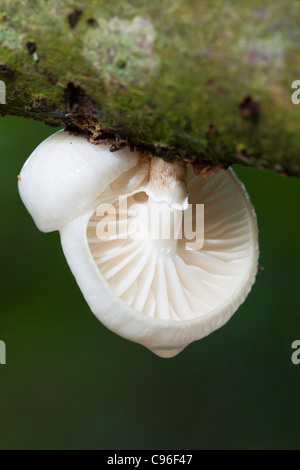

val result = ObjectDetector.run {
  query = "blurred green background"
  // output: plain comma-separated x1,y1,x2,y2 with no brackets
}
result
0,115,300,450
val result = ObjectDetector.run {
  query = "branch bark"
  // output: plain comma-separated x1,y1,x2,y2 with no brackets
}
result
1,0,300,176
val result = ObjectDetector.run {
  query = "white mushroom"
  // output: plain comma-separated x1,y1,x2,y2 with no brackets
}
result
18,130,259,358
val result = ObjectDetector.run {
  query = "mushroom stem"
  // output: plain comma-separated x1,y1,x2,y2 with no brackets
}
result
146,157,189,210
145,198,183,255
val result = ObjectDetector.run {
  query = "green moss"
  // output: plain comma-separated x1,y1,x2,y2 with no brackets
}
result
83,15,159,86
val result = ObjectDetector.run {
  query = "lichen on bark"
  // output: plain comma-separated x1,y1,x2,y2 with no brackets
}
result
0,0,300,176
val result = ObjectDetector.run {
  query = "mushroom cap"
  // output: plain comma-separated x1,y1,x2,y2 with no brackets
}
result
60,166,259,358
18,130,139,232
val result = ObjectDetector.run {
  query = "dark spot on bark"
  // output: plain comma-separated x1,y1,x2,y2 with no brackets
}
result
87,17,98,26
67,9,82,29
0,64,15,75
26,41,37,54
0,64,16,85
64,82,98,114
257,265,265,274
206,123,217,134
63,82,123,146
239,95,260,118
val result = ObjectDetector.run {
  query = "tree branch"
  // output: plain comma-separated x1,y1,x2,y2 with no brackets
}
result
0,0,300,176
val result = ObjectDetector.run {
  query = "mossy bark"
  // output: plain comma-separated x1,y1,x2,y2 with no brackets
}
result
0,0,300,176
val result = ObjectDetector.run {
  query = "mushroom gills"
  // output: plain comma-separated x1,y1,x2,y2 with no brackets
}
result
86,167,257,325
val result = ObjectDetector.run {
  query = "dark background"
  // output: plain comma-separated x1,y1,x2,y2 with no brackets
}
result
0,116,299,450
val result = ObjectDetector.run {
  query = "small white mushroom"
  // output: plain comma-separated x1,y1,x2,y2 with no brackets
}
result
18,130,259,358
